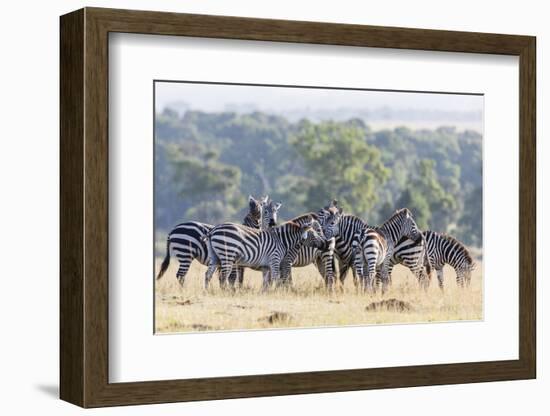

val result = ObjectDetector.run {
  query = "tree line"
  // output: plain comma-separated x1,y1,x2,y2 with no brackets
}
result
155,108,482,247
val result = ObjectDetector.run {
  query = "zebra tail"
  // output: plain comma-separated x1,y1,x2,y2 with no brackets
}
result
156,237,171,280
201,230,219,267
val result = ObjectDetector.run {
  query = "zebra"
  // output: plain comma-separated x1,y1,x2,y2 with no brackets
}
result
351,208,422,292
155,195,276,286
279,212,337,289
382,235,432,290
387,231,474,289
229,197,282,288
203,216,327,290
319,200,369,287
422,230,475,289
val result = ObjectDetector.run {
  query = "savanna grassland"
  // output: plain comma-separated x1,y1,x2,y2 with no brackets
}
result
155,258,483,334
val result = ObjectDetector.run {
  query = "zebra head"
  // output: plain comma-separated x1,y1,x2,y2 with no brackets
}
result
260,198,282,231
247,195,264,225
299,219,326,249
320,200,343,239
394,208,422,243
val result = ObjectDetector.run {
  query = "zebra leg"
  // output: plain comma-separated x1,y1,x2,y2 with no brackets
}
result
331,257,338,289
204,263,217,290
317,255,334,290
351,242,365,291
261,268,272,291
386,263,394,287
339,261,351,286
364,258,376,293
379,258,392,295
263,262,281,292
269,260,282,289
464,270,472,287
227,267,243,289
279,259,293,287
417,266,430,291
409,262,430,291
436,268,444,290
366,270,376,293
238,267,245,288
278,258,294,288
174,253,193,286
456,269,468,288
315,257,327,286
218,260,235,290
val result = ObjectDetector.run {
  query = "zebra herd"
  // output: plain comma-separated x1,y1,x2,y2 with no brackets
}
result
156,196,476,293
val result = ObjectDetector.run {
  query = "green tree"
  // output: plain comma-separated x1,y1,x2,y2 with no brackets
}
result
154,108,482,246
291,121,389,216
166,143,244,224
456,186,482,246
396,189,431,229
397,159,457,232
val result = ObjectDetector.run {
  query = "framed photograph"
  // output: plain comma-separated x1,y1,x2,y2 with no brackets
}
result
60,7,536,407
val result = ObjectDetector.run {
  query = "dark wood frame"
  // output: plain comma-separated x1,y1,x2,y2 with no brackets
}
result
60,7,536,408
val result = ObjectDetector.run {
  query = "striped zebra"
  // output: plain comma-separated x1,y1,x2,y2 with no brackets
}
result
387,231,474,289
351,208,422,292
423,231,475,289
319,200,369,287
279,212,336,288
155,195,275,285
382,235,432,290
203,216,327,290
229,197,282,287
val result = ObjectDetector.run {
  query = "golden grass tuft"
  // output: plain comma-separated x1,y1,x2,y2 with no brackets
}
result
155,259,483,333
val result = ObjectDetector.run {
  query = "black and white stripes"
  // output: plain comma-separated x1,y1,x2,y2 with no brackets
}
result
204,216,327,290
423,230,475,288
156,195,277,286
351,208,422,292
320,201,369,286
157,196,475,293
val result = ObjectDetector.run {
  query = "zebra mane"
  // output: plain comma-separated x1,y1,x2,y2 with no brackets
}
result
288,213,315,225
285,221,302,229
432,231,475,267
246,195,262,220
380,208,409,228
393,208,411,219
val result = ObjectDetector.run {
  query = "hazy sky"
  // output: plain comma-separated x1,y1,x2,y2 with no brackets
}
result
155,81,484,115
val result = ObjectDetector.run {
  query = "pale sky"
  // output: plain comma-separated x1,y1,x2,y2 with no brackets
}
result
155,81,484,117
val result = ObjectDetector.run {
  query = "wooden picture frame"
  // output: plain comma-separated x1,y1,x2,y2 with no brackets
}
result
60,7,536,408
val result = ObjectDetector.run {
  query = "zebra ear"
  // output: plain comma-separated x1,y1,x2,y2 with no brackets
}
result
261,195,269,204
274,202,282,211
249,195,258,209
338,207,343,215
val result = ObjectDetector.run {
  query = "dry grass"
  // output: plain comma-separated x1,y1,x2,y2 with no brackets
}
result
155,259,482,334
